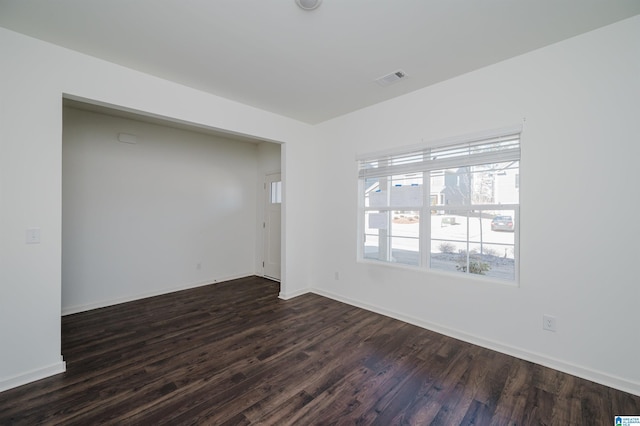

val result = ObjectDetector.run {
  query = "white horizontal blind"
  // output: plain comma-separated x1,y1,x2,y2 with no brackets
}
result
359,131,520,179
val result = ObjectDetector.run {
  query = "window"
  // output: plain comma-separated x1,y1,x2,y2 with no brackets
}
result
358,127,521,283
270,180,282,204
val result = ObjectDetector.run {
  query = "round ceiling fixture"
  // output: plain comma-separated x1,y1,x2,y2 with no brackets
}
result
296,0,322,11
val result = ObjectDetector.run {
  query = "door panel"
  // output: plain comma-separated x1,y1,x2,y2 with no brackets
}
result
264,173,281,280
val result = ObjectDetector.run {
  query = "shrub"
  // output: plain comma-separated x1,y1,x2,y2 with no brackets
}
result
439,242,456,254
456,250,490,275
482,247,499,257
456,260,490,275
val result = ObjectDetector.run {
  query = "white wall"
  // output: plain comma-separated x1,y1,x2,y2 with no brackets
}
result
312,16,640,395
62,107,262,314
0,27,312,391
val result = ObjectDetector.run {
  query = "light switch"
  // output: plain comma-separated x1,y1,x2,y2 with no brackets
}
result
26,228,41,244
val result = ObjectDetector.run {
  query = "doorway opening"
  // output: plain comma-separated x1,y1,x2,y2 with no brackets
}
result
263,172,282,281
61,96,283,315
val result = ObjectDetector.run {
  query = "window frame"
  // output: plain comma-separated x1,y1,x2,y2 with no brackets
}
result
357,126,521,284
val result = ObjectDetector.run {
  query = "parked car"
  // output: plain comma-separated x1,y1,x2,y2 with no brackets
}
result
491,215,514,231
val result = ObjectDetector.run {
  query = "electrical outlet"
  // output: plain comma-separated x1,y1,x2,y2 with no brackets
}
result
543,315,557,332
26,228,41,244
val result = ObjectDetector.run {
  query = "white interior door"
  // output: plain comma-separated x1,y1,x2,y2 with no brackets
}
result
263,172,281,281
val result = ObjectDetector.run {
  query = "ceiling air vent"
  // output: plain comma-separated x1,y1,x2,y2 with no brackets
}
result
375,69,407,87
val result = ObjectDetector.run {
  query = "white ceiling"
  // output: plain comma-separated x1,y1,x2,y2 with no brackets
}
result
1,1,639,124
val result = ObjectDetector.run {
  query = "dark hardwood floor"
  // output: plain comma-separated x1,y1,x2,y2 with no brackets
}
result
1,276,638,425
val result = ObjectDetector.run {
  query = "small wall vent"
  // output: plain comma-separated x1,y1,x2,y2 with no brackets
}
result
375,69,407,87
118,133,138,144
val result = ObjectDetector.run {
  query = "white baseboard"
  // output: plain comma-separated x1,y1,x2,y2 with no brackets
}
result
62,273,253,316
0,358,66,393
308,287,640,397
278,287,310,300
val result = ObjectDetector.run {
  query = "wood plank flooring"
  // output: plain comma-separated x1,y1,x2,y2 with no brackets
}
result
1,276,638,425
